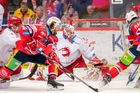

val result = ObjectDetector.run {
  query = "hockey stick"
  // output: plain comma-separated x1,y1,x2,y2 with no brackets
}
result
18,64,38,80
38,51,98,92
58,67,75,80
0,64,38,84
126,65,139,85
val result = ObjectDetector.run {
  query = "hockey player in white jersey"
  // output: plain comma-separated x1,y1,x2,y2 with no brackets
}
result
47,24,109,84
0,16,23,88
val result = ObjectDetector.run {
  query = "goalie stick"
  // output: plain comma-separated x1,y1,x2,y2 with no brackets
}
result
126,65,139,85
37,50,98,92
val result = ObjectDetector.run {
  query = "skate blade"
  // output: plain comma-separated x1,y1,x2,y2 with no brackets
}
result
47,84,64,91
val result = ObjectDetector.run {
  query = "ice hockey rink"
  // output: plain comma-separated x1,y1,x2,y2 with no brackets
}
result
0,73,140,93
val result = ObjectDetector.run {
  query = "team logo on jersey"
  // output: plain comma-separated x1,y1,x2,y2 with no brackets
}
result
59,47,70,57
22,32,30,35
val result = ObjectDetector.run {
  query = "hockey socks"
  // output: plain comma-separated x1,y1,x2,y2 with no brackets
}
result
108,62,128,78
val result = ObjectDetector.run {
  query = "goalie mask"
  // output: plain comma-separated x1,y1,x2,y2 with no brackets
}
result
63,24,75,41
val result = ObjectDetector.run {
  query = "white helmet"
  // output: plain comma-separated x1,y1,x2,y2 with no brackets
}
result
63,24,75,40
47,16,62,29
125,11,138,22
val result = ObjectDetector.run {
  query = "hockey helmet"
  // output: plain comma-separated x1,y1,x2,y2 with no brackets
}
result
125,11,138,22
8,16,22,26
133,4,140,13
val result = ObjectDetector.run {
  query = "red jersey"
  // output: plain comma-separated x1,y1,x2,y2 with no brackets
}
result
16,24,49,55
128,19,140,45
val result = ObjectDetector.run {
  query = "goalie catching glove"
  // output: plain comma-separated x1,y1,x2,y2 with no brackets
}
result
89,57,109,76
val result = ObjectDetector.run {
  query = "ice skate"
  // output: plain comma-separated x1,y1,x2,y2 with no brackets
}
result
0,67,11,89
47,75,64,91
10,70,23,81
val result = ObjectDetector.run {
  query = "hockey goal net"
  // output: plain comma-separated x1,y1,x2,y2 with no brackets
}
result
70,18,131,81
71,18,127,65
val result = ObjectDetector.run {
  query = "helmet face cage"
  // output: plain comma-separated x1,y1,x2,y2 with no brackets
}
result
125,11,138,22
63,24,75,40
47,17,62,29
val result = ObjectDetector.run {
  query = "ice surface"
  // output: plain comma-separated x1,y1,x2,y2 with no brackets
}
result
0,74,140,93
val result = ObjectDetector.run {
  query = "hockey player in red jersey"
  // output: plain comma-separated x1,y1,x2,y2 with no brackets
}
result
99,11,140,88
0,16,64,90
45,17,65,90
126,5,140,87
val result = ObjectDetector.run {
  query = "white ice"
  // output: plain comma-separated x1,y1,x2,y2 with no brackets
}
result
0,73,140,93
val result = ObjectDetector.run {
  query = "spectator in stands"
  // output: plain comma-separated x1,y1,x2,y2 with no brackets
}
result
71,0,92,18
55,0,64,19
83,5,95,19
80,5,95,27
45,0,57,18
29,6,45,25
61,4,79,27
62,0,70,12
30,0,43,10
13,0,35,24
9,0,20,15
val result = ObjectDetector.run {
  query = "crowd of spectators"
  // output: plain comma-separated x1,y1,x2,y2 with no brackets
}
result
2,0,138,27
0,0,112,27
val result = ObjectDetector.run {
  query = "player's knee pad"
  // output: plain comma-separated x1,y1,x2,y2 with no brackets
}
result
5,58,22,71
120,50,136,66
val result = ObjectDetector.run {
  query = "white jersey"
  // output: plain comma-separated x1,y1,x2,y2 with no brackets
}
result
56,32,96,67
0,28,20,66
0,4,4,30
